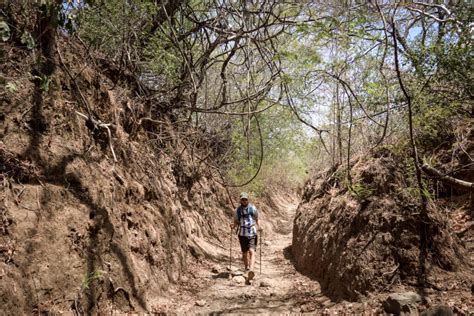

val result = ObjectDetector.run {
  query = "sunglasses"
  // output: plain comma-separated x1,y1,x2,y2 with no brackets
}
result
240,198,248,201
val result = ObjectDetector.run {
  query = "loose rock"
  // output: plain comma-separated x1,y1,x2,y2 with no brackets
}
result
264,240,271,246
195,300,206,307
422,296,432,306
213,271,230,279
231,270,244,277
260,280,271,288
145,226,158,245
382,292,421,315
211,266,220,274
420,306,453,316
233,276,246,284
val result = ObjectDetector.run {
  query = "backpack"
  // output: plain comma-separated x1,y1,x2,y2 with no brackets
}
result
237,204,257,236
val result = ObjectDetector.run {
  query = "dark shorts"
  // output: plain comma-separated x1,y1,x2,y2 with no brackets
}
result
238,235,258,252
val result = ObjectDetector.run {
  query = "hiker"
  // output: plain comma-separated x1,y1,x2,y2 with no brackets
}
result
231,192,261,281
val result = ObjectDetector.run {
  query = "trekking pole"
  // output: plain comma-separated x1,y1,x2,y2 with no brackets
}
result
217,170,236,272
229,225,232,270
260,230,263,275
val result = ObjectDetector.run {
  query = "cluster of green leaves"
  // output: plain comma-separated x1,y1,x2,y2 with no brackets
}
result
349,181,374,202
33,74,52,92
414,97,458,149
397,157,433,201
75,0,182,84
227,104,315,196
57,1,473,197
403,5,473,154
0,21,10,42
142,33,181,85
81,270,104,290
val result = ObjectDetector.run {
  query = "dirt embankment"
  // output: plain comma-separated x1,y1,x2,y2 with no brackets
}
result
0,37,236,313
292,148,473,304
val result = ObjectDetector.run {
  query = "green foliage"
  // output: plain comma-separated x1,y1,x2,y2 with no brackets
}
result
349,182,374,202
5,82,18,93
43,1,472,201
142,33,181,85
76,1,131,53
227,104,314,196
76,0,181,84
379,142,410,158
20,31,35,50
401,183,432,202
400,6,473,153
0,21,10,42
33,74,51,92
414,102,455,149
395,156,433,202
81,270,104,290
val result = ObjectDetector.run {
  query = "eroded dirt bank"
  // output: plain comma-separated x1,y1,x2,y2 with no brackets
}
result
292,148,473,312
0,37,235,314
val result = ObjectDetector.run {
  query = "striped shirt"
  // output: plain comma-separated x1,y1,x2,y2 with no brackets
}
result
235,204,258,237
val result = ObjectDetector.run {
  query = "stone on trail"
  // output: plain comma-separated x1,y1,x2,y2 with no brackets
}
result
233,276,246,284
213,271,231,279
195,300,206,307
420,306,453,316
211,266,220,274
382,292,421,315
248,270,255,281
264,240,271,246
231,270,244,277
259,279,271,288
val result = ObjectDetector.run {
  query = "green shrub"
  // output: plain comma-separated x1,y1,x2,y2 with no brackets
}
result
81,270,104,290
349,182,374,202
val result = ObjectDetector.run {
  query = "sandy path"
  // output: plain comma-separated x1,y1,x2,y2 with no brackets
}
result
166,199,334,314
155,197,473,315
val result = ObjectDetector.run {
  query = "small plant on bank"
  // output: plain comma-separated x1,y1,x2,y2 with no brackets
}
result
349,182,374,202
32,74,51,92
81,270,105,290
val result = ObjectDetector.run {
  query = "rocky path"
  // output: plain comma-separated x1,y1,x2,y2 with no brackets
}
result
159,197,467,315
154,196,474,315
165,199,333,314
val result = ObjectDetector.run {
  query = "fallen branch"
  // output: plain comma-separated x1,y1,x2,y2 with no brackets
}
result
421,163,474,191
382,264,400,277
75,111,118,163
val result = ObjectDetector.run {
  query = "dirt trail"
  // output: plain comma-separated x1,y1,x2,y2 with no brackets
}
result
164,198,333,314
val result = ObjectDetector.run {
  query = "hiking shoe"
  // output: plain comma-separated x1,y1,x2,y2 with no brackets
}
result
248,270,255,281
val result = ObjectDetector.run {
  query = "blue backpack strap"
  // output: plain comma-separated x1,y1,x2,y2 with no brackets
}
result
236,206,241,220
249,204,256,216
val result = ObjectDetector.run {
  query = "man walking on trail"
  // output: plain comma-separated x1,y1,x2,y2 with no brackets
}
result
231,192,261,281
